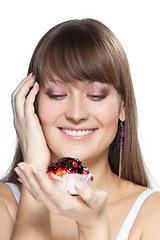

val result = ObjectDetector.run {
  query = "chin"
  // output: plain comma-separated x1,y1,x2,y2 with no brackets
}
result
63,152,85,160
53,149,89,162
50,142,101,163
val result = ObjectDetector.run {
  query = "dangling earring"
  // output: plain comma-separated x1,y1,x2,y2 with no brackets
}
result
119,121,125,182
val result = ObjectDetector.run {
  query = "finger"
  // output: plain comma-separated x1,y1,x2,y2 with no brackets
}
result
12,76,34,120
24,82,39,117
14,166,32,192
15,163,43,202
17,163,67,204
75,182,108,209
31,166,73,209
12,76,35,119
11,74,33,113
12,73,33,98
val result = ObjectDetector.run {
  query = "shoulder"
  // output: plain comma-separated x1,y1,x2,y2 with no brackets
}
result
0,182,17,203
0,182,18,239
140,190,160,220
0,182,19,221
136,190,160,239
141,190,160,224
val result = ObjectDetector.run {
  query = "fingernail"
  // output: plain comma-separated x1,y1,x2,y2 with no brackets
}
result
32,166,38,175
28,73,33,77
17,178,22,183
76,182,86,191
30,76,35,80
14,167,23,176
17,164,25,172
33,82,38,88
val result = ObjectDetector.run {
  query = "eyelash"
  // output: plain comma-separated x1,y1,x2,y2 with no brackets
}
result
87,95,107,101
47,94,67,100
47,94,107,101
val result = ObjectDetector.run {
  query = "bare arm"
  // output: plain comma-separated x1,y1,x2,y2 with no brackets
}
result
77,208,110,240
0,200,14,240
15,163,110,240
11,186,51,240
11,74,52,239
141,192,160,240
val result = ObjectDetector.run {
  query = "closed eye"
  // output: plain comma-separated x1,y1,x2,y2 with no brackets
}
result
87,95,107,101
47,94,67,100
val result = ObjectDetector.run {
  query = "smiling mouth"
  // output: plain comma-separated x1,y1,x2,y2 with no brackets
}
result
60,128,96,137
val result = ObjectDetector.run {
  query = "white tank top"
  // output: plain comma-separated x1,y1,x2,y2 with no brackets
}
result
116,188,155,239
5,182,20,204
5,183,155,239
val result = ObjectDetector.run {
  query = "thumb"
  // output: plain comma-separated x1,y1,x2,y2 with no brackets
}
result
75,182,108,209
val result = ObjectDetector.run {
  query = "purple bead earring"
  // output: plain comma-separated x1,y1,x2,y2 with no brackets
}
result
119,121,125,182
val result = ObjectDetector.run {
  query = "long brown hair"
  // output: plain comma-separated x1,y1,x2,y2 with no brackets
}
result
1,18,150,187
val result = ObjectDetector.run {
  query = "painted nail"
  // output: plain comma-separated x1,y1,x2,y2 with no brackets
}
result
17,164,25,172
29,76,35,80
17,178,22,183
14,167,23,176
33,82,38,88
32,166,38,175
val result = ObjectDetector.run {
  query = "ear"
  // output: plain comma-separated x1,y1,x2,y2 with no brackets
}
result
119,100,125,121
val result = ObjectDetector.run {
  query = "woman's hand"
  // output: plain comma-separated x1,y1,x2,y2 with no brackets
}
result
15,162,110,239
11,74,51,170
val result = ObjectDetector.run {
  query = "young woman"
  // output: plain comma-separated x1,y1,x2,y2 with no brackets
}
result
0,18,160,240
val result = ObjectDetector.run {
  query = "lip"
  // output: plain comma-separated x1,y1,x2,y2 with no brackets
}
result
58,126,96,131
58,127,97,141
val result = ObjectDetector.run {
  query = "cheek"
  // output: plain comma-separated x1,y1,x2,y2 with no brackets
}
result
38,101,50,124
93,100,120,126
92,98,120,145
38,97,60,125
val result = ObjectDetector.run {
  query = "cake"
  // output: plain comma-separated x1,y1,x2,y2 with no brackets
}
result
46,157,94,195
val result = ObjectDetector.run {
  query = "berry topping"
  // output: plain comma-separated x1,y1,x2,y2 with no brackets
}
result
90,176,94,181
82,169,88,175
47,157,89,175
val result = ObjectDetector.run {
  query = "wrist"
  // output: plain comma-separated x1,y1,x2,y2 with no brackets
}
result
77,208,110,240
23,156,50,171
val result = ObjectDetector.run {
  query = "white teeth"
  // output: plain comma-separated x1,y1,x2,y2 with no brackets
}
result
72,130,76,136
62,129,94,136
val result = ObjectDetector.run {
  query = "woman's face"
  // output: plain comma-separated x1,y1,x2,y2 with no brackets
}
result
38,80,125,163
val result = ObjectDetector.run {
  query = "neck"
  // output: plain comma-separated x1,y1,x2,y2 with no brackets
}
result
85,153,120,202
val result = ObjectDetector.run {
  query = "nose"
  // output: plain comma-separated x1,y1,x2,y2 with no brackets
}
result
65,97,89,122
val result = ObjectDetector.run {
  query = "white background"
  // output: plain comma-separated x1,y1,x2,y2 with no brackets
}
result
0,0,160,189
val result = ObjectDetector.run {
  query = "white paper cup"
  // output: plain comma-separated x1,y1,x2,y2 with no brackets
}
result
49,173,94,195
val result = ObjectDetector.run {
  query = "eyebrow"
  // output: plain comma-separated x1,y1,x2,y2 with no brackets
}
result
44,78,65,88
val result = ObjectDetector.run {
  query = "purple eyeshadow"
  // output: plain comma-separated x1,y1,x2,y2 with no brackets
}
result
45,87,67,95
